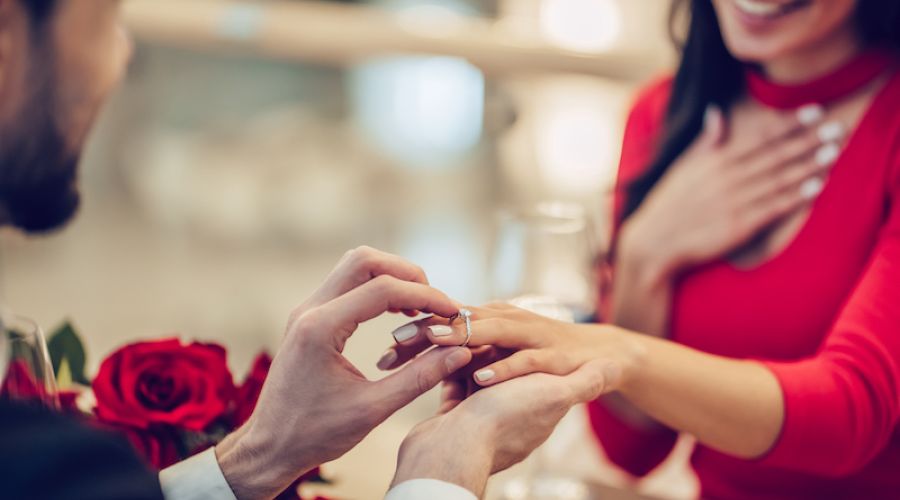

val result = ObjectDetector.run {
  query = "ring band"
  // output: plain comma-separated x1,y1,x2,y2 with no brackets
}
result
457,308,473,347
448,309,473,347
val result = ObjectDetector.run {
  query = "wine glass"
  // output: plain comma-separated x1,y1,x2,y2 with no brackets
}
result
0,313,60,409
489,201,597,323
488,201,598,500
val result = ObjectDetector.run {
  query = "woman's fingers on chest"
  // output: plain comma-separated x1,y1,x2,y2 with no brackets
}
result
724,106,813,161
735,121,844,183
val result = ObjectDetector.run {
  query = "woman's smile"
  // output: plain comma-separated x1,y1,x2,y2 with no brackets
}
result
731,0,814,28
712,0,859,71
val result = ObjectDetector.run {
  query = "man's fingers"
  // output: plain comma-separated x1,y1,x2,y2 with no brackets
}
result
562,360,622,403
306,246,431,309
372,346,473,413
376,335,433,371
438,379,467,414
317,276,459,345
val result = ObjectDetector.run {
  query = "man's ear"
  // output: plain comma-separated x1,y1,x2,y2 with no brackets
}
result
0,0,14,89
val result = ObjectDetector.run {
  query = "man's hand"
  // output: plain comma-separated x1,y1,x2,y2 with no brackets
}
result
215,247,473,500
391,360,618,497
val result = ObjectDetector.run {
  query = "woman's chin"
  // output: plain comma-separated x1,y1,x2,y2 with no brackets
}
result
722,39,795,65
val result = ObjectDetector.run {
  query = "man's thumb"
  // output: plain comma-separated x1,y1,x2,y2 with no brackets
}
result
567,360,623,403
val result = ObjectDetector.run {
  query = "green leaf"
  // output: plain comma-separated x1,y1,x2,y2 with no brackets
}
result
47,322,89,386
57,358,73,388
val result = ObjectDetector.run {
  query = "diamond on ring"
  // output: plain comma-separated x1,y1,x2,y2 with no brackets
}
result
454,308,473,347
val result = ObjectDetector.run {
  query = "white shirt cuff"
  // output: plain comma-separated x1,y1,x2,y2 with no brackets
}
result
385,479,478,500
159,447,238,500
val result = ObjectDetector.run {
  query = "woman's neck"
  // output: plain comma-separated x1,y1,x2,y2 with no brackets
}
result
761,24,864,84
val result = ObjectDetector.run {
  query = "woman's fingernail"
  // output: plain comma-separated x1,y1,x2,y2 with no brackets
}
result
796,103,824,126
799,177,825,200
376,349,398,370
815,143,841,166
429,325,454,337
392,323,419,343
703,105,720,129
444,348,470,371
817,121,845,143
475,369,496,382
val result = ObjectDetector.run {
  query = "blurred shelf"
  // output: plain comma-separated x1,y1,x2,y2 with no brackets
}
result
122,0,664,80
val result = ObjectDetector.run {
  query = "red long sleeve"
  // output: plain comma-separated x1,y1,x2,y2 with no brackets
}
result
758,135,900,477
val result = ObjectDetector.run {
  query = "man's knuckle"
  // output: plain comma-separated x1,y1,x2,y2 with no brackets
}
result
369,274,396,292
288,308,325,342
587,379,605,398
287,305,305,326
415,368,438,394
349,245,379,267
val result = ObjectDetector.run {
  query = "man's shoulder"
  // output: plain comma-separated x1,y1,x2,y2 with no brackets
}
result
0,401,164,500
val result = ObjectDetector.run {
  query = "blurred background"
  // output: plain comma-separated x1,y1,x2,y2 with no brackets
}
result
0,0,696,498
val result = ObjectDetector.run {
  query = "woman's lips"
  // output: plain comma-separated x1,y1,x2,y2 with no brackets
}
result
731,0,812,28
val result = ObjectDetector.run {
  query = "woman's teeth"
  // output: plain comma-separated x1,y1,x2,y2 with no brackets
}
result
734,0,783,16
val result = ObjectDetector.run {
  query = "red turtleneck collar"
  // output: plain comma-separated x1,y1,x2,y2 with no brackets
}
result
745,47,895,109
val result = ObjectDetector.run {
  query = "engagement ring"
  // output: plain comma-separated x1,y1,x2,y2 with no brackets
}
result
451,308,473,347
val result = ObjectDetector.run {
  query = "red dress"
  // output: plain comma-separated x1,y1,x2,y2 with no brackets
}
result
588,49,900,499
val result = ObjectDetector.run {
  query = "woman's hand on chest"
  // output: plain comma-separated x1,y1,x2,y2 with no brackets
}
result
619,102,845,279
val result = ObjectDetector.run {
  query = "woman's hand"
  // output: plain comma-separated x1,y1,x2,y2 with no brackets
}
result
612,104,846,336
380,304,785,460
620,104,844,282
380,303,638,388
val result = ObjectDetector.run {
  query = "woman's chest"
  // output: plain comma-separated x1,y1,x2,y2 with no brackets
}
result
669,139,893,360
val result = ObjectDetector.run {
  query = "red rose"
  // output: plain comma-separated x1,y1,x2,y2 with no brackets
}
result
233,352,272,427
93,338,235,431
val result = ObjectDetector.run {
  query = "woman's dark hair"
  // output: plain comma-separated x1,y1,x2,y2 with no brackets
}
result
621,0,900,223
22,0,58,29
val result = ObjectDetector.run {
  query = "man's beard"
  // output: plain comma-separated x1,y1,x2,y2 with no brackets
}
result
0,64,81,234
0,126,80,233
